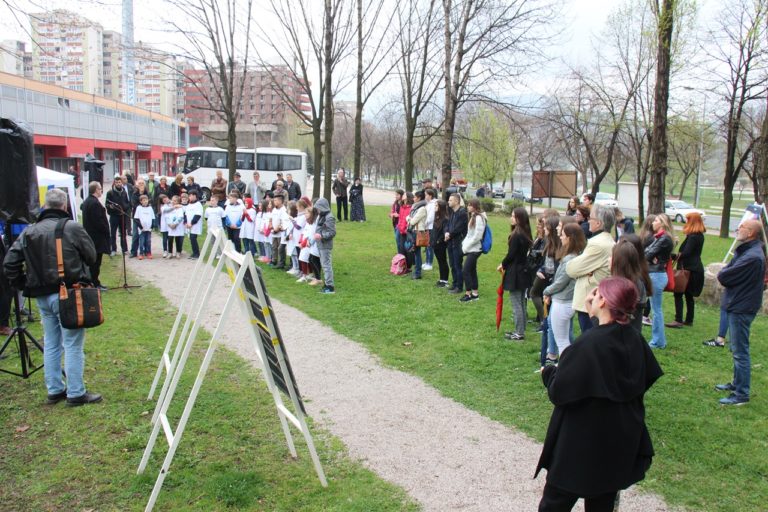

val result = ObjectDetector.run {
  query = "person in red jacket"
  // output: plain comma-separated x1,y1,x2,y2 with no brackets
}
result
397,192,414,273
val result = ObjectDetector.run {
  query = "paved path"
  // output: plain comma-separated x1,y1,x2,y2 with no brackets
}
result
126,242,676,512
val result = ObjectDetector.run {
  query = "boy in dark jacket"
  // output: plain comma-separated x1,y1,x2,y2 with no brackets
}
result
313,198,337,294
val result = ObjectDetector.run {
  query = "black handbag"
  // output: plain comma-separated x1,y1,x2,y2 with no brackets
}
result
55,219,104,329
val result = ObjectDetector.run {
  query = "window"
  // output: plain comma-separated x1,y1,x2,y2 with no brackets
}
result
256,153,279,172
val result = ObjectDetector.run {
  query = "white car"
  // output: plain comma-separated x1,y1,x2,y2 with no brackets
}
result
665,200,706,223
594,192,618,208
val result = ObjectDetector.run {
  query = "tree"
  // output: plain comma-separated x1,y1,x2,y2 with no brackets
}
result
352,0,397,181
168,0,254,182
667,113,714,200
647,0,676,214
440,0,554,193
455,108,516,187
396,0,443,192
258,0,354,199
709,0,768,237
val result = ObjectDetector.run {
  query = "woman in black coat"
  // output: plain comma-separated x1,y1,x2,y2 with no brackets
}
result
668,212,706,327
535,276,663,512
497,207,532,341
81,181,111,289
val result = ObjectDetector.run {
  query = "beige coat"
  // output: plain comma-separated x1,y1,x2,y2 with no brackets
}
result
565,231,615,313
407,205,428,231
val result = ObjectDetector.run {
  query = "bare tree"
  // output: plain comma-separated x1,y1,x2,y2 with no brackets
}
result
166,0,253,182
352,0,397,181
667,112,714,199
708,0,768,237
396,0,443,191
439,0,555,192
258,0,354,199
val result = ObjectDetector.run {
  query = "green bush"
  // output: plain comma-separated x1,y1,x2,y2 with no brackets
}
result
479,197,496,213
502,199,524,214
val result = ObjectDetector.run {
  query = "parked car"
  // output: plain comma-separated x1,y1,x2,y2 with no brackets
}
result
665,200,706,223
511,188,542,204
594,192,618,208
492,187,506,198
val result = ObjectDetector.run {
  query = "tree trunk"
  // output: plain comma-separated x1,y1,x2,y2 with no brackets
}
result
227,119,237,183
353,0,363,181
757,101,768,201
405,122,416,192
322,0,334,201
648,0,674,215
440,0,452,193
637,176,647,223
677,173,689,200
312,120,323,199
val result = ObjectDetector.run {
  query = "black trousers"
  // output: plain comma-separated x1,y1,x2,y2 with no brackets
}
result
0,283,12,327
673,291,695,324
462,251,481,291
190,234,200,257
309,254,322,279
539,482,618,512
109,214,128,253
336,196,348,220
89,253,103,287
434,243,449,281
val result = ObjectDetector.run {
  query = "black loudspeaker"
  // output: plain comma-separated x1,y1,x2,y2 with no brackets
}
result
0,118,39,223
85,159,105,186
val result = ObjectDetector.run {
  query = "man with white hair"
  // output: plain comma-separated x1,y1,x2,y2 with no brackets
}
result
4,189,102,406
566,203,616,333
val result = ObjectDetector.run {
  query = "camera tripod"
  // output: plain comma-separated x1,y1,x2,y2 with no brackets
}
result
107,201,141,292
0,290,44,378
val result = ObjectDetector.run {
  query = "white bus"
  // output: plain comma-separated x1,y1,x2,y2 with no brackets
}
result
181,146,308,200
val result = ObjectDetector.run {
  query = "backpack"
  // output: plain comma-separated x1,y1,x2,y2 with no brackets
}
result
390,254,407,275
481,224,492,254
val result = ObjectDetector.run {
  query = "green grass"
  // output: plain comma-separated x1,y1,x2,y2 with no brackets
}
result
254,206,768,512
0,259,417,512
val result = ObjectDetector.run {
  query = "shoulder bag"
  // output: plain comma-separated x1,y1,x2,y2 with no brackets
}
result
672,260,690,294
55,219,105,329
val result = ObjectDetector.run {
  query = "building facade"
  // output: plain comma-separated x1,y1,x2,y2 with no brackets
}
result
0,71,187,179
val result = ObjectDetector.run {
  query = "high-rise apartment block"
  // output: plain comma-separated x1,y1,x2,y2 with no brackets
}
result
30,10,103,94
0,40,26,75
102,30,123,100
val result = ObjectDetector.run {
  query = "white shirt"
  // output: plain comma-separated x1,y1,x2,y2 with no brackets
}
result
224,201,245,229
426,199,437,230
270,206,290,240
133,205,154,232
166,205,186,237
185,200,204,235
241,206,257,239
205,205,224,229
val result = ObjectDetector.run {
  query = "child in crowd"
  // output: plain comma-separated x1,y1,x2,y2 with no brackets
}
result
166,195,186,258
254,200,266,261
260,199,273,263
204,197,224,257
158,194,170,258
241,197,257,256
300,204,322,285
133,194,154,259
270,194,289,268
223,191,244,253
290,199,310,277
313,198,337,294
284,200,301,276
185,190,204,259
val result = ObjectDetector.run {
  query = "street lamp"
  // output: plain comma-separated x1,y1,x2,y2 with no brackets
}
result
683,86,707,208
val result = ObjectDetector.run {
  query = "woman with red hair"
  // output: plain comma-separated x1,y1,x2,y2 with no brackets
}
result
667,212,706,328
535,276,663,511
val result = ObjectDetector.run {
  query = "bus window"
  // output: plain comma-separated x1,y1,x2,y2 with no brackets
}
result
257,154,279,172
280,155,302,171
185,152,202,171
238,152,254,170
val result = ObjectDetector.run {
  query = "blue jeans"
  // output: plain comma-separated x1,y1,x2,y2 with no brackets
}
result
577,311,593,334
130,219,141,256
649,271,668,348
448,243,464,291
425,246,434,266
394,227,400,252
728,312,755,399
139,231,151,255
414,247,423,277
718,308,729,339
37,293,86,398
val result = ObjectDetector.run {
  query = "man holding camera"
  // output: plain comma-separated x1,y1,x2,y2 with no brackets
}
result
4,189,101,406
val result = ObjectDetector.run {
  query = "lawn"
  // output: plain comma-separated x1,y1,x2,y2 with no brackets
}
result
0,259,417,511
254,205,767,512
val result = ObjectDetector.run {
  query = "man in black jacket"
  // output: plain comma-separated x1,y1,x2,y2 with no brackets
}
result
81,181,110,290
445,193,468,294
105,175,131,256
284,173,302,201
715,219,766,406
4,189,101,406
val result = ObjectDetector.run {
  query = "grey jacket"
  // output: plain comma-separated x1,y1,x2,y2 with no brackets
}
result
314,198,336,250
543,253,576,303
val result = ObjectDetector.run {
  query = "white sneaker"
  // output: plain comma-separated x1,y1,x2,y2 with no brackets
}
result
175,253,181,259
422,264,432,270
162,251,168,259
296,275,307,283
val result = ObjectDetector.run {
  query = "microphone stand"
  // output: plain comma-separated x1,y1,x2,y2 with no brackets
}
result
106,199,141,292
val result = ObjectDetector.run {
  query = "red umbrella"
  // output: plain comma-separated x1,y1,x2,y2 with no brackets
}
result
496,270,505,331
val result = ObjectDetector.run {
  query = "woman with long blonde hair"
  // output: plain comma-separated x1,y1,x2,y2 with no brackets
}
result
644,213,675,349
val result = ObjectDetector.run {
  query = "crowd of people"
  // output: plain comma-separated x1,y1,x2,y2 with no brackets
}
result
390,189,763,408
93,169,344,294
